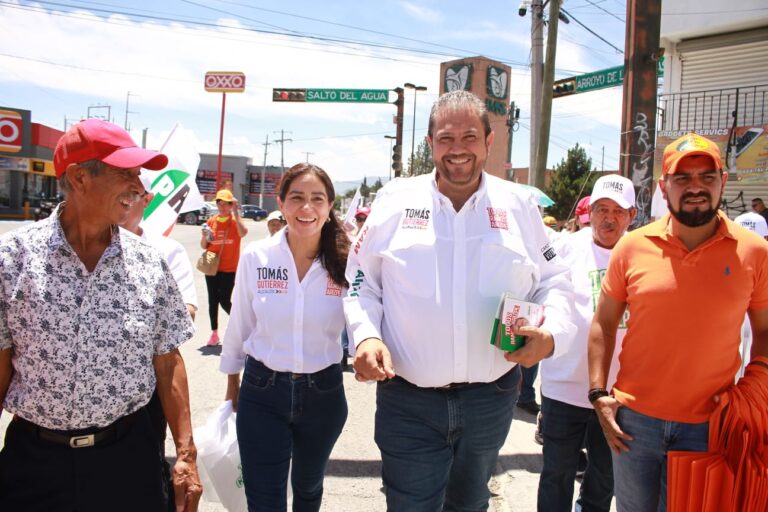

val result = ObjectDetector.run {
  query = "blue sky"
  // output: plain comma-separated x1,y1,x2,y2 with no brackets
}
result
0,0,630,185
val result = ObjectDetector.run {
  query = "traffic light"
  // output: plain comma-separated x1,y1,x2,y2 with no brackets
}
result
272,88,307,102
552,79,576,99
392,144,403,173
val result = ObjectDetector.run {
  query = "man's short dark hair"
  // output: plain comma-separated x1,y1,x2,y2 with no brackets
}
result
427,90,491,139
753,198,764,204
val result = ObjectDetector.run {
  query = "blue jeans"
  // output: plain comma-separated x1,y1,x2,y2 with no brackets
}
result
612,406,708,512
519,363,539,403
538,396,613,512
236,357,348,512
375,366,521,512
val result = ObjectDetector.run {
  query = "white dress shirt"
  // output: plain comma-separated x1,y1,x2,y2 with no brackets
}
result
344,171,575,388
220,230,347,375
144,232,198,310
541,227,626,408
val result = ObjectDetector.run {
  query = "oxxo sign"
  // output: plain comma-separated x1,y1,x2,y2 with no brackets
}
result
0,110,23,153
204,72,246,93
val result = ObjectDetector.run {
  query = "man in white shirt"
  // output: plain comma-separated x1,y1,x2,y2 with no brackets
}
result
538,174,636,512
733,210,768,378
734,210,768,240
121,178,198,512
345,90,575,511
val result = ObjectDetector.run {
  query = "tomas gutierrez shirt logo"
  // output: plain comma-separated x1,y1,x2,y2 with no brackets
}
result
401,208,430,230
325,277,342,297
256,266,289,294
487,207,508,230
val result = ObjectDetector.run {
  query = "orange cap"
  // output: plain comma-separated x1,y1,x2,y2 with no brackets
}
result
662,133,722,176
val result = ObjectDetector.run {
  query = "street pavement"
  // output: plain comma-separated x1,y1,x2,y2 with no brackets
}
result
0,218,610,512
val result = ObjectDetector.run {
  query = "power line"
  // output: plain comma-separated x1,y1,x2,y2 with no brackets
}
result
584,0,625,22
3,0,533,69
561,7,624,54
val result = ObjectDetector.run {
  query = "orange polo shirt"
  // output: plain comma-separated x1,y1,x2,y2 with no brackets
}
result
206,216,242,273
602,212,768,423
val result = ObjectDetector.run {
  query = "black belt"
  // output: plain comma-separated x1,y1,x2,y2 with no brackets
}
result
392,375,488,392
12,409,141,448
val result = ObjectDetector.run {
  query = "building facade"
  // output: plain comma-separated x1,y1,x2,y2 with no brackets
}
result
659,1,768,218
0,107,63,219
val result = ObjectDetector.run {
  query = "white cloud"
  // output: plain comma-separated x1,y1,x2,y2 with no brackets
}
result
400,2,444,24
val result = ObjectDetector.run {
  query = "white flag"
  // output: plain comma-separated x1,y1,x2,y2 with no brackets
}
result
140,124,205,236
342,188,363,233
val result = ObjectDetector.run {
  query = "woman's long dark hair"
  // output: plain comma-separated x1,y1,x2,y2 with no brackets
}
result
278,163,349,287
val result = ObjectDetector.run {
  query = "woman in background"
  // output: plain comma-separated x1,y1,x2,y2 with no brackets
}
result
201,188,248,346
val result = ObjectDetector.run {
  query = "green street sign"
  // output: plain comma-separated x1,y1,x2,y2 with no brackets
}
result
305,89,390,103
560,58,665,95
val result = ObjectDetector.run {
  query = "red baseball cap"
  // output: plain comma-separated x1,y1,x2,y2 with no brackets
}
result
53,119,168,178
355,207,371,219
575,196,591,224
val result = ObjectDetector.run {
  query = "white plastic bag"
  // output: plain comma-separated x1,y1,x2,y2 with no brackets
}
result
194,401,247,512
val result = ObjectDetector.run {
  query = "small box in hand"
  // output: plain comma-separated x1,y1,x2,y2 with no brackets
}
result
490,293,544,352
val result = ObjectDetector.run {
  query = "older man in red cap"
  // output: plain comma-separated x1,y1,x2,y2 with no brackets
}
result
588,132,768,511
0,119,201,512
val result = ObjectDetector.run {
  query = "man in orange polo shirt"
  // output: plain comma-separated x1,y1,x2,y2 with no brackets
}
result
587,133,768,512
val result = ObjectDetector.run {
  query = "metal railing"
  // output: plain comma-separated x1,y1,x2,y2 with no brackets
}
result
659,84,768,132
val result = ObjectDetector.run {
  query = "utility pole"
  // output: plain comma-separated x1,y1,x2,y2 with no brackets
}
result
87,104,111,122
529,0,544,186
535,0,562,190
141,128,148,149
620,0,662,227
507,101,520,181
303,152,314,163
259,135,270,209
393,87,405,178
124,91,138,130
273,130,293,176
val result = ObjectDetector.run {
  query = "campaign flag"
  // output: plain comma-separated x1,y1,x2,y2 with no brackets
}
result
342,188,363,233
140,124,205,236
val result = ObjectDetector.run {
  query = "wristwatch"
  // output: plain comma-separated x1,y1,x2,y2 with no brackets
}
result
588,387,610,404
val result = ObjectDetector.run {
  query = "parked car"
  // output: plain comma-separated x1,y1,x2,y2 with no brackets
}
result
178,201,216,225
241,204,268,221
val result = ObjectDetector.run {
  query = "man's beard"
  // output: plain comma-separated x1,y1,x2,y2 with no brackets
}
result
667,191,721,227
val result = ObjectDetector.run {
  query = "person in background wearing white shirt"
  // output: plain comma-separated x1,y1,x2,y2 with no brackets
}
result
266,210,286,237
733,209,768,378
220,163,350,511
345,90,575,511
121,183,198,512
538,174,636,512
734,210,768,240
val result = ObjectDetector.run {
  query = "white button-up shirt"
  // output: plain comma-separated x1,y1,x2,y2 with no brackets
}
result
144,232,198,310
220,230,347,375
344,172,575,388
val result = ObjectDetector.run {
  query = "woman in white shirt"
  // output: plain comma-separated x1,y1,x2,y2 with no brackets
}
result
220,163,349,512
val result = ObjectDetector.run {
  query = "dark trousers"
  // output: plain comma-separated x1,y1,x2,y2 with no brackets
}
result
375,367,521,512
147,390,175,512
519,362,539,404
205,271,235,330
0,409,165,512
537,396,614,512
237,357,348,512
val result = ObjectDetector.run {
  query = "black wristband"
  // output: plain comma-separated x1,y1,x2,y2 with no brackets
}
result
588,387,610,404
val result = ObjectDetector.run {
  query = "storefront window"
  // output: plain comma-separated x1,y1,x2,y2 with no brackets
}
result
0,171,10,208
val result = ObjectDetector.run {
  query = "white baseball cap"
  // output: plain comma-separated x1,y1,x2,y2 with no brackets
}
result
267,210,283,222
590,174,636,209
